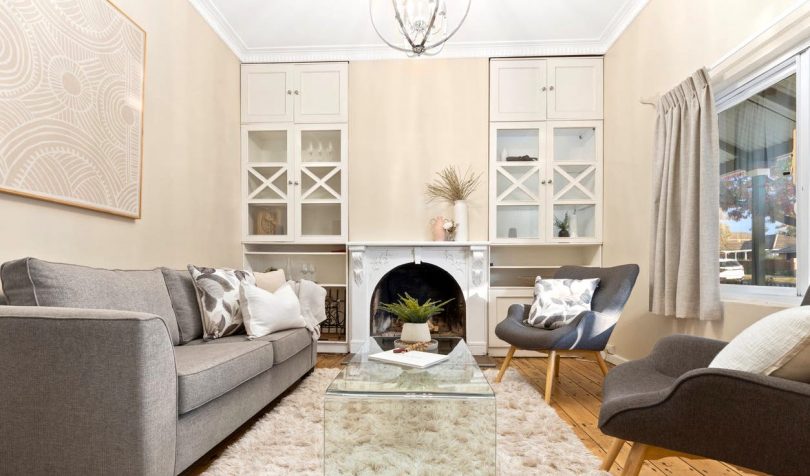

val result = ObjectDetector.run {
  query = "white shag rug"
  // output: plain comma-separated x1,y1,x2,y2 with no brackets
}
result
203,368,607,476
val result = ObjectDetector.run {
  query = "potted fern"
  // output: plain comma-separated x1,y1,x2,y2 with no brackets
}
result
378,293,453,343
555,212,571,238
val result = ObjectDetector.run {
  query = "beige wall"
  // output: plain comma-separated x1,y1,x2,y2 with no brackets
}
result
603,0,798,360
348,59,489,242
0,0,242,271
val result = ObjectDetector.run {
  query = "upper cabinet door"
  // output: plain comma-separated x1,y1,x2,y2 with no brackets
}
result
547,58,603,120
490,59,547,122
241,64,295,123
294,63,348,124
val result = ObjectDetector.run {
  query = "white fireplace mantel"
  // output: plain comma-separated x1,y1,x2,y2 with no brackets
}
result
348,243,489,355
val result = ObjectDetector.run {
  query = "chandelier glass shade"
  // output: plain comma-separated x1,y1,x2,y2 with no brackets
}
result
369,0,472,56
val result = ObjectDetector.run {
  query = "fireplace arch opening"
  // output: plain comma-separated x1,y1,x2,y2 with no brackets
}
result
370,262,466,339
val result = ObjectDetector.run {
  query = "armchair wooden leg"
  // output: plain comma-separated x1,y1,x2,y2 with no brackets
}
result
621,442,649,476
554,353,561,381
601,438,624,471
594,351,609,376
495,346,516,383
545,350,557,404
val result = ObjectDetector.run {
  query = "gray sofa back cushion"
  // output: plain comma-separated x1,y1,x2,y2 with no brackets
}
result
0,258,180,345
161,268,204,344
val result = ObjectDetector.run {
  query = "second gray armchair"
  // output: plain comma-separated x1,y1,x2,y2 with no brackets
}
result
494,264,639,403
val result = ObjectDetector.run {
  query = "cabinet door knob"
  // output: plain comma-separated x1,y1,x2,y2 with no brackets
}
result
288,180,293,185
541,180,547,185
549,85,555,91
294,90,300,95
547,179,553,184
541,86,547,91
287,90,292,95
294,180,300,185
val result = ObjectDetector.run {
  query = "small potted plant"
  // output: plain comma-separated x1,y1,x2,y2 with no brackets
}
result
378,293,453,343
555,212,571,238
425,166,482,242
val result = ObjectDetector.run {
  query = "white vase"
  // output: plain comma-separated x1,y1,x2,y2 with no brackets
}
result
453,200,469,242
400,322,431,343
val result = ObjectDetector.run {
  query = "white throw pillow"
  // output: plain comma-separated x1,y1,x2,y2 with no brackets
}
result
239,281,306,338
526,277,600,329
709,306,810,383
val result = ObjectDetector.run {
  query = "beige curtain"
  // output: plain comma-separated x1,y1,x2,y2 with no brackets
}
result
650,68,722,320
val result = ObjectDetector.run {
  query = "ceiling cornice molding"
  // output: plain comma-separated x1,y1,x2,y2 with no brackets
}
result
188,0,650,63
187,0,248,55
598,0,649,51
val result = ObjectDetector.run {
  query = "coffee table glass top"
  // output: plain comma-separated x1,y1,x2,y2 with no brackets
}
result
325,337,494,398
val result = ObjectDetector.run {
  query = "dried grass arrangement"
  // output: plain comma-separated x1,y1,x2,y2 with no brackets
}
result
425,166,483,203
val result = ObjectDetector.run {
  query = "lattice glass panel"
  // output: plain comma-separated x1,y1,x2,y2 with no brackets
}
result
496,166,540,202
248,166,288,200
553,164,596,201
301,166,342,201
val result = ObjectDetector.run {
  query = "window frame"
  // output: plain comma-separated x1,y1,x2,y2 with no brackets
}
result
715,52,807,303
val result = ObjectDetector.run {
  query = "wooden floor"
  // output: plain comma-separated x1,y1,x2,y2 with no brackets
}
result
186,353,761,476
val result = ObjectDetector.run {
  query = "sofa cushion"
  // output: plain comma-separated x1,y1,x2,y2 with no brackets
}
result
161,268,203,344
1,258,180,345
174,340,274,414
185,327,312,365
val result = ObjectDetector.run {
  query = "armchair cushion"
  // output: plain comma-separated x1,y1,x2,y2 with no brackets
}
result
526,277,600,329
709,306,810,383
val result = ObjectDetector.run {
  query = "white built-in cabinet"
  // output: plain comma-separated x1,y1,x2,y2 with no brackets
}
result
241,62,350,353
488,57,604,354
490,57,603,122
241,63,349,124
241,62,348,244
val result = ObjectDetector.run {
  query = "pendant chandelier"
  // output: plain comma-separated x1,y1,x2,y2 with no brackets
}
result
369,0,472,57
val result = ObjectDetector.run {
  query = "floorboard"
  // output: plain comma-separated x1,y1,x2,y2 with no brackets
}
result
183,353,762,476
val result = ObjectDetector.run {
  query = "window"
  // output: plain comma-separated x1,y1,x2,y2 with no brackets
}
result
718,55,810,296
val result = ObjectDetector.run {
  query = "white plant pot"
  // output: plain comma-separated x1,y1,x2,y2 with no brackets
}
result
453,200,469,242
400,322,431,343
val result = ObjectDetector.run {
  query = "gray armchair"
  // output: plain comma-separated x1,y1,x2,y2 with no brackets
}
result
494,264,639,403
598,333,810,476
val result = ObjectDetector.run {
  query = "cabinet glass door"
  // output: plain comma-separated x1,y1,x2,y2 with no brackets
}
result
491,124,546,241
547,122,601,241
296,125,347,241
243,126,293,240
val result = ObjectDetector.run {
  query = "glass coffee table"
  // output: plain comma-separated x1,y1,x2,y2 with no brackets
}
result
324,337,496,475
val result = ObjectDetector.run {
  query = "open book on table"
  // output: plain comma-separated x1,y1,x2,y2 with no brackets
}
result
368,349,450,369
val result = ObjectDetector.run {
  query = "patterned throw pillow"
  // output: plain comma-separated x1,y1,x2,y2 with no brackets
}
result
526,277,600,329
188,265,255,340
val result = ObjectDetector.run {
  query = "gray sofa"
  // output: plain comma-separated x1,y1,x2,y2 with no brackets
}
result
0,258,317,475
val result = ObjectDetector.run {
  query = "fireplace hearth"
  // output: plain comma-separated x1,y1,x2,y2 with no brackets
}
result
370,262,466,339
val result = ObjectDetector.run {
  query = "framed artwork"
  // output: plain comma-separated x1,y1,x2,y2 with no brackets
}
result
0,0,146,218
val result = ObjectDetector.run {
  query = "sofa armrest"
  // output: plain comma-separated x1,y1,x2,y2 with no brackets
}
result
648,334,727,377
0,306,177,475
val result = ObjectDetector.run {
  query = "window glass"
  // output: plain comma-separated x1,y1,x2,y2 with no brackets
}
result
719,74,797,287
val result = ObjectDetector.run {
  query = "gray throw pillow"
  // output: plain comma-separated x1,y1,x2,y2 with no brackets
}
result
188,265,255,340
526,277,600,329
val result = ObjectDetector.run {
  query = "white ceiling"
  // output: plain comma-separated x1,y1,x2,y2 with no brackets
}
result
188,0,649,62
